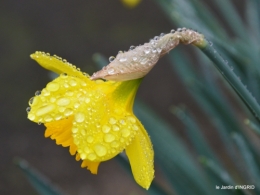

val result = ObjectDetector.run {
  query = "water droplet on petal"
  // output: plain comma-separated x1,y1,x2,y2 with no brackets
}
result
107,68,115,75
36,104,56,116
119,58,127,62
104,134,115,143
28,113,35,120
35,90,41,96
170,29,175,33
75,112,85,123
26,107,31,113
109,56,115,62
64,108,73,116
112,125,119,131
122,128,130,137
132,56,138,62
88,153,96,161
109,118,117,125
111,141,119,148
47,82,60,92
72,127,78,133
129,45,135,50
85,98,90,104
87,136,94,143
94,144,107,157
69,79,77,86
102,125,111,133
57,98,70,106
28,97,34,105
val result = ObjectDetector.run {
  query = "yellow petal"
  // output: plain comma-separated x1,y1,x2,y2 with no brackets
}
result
125,120,154,189
30,51,88,80
81,160,100,174
44,116,77,155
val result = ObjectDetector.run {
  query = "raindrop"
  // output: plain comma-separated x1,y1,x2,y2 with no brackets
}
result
107,68,115,75
26,107,31,113
170,29,175,33
160,33,165,37
153,36,159,41
132,56,138,61
109,56,115,62
35,90,41,96
29,97,34,105
129,45,135,50
119,58,127,62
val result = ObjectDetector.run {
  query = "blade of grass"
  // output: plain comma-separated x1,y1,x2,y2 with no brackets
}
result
14,158,66,195
244,119,260,136
232,133,260,185
199,157,246,195
211,0,246,39
198,40,260,122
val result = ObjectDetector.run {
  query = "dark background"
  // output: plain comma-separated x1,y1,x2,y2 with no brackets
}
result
0,0,240,194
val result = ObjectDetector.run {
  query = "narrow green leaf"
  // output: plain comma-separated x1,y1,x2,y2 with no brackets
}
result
244,119,260,136
212,0,246,38
14,158,66,195
199,41,260,121
199,157,246,195
232,133,260,185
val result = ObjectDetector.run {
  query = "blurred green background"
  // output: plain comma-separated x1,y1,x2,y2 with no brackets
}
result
2,0,259,195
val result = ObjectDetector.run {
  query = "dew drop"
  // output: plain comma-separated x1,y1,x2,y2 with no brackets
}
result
94,144,107,157
72,127,78,133
57,98,70,106
112,125,119,131
80,129,86,136
54,114,62,121
157,48,162,53
26,107,31,113
107,68,115,75
80,153,87,160
36,104,56,116
102,125,111,133
69,79,77,87
129,45,135,50
132,124,139,131
119,58,127,62
153,36,159,40
144,49,150,54
28,113,35,120
160,33,165,37
64,108,73,116
132,56,138,61
61,73,68,78
170,29,175,33
109,56,115,62
47,82,60,92
111,141,119,148
122,128,130,137
88,153,96,161
75,112,85,123
87,136,94,143
44,115,53,122
109,117,117,125
104,134,115,143
85,97,90,104
84,146,91,154
28,97,34,105
35,90,41,96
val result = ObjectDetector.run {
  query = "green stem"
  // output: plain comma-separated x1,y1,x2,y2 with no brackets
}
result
198,40,260,121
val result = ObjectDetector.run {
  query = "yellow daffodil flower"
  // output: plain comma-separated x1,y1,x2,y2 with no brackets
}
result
120,0,142,8
27,51,154,189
